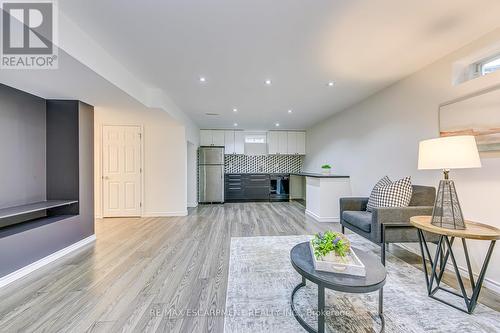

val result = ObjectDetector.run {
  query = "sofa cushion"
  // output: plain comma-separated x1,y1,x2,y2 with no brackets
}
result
342,211,372,233
409,185,436,206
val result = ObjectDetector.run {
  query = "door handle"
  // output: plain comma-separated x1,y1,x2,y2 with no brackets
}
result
102,176,109,180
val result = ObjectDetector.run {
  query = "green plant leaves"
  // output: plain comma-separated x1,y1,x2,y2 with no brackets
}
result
311,231,350,259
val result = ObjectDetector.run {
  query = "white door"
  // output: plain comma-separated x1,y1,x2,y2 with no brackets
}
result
234,131,245,154
287,132,297,154
200,130,213,146
212,130,225,146
102,125,142,217
224,130,235,154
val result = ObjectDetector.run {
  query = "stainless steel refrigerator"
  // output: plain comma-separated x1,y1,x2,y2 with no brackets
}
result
198,147,224,203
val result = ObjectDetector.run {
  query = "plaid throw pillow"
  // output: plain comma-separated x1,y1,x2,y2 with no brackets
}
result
366,176,392,212
369,177,413,211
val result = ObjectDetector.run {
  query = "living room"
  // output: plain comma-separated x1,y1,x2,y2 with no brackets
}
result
0,1,499,332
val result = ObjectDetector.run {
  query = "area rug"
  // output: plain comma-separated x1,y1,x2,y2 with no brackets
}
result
223,235,500,333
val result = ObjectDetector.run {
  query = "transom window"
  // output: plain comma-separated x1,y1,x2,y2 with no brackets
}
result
245,135,266,144
473,54,500,77
480,55,500,76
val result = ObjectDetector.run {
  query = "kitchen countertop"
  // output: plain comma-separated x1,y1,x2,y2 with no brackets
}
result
225,172,288,175
290,172,350,178
224,172,349,178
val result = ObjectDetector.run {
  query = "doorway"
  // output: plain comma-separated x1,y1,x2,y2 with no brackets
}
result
101,125,143,217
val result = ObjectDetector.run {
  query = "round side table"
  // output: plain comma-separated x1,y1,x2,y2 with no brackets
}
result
410,216,500,314
290,242,386,333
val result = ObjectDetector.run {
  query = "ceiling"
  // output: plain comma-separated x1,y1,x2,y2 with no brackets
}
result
60,0,500,130
0,49,152,114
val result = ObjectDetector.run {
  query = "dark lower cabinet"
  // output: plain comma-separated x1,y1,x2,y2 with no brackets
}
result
225,174,245,200
225,174,270,201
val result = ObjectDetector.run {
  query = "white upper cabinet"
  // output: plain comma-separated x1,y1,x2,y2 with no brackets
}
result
224,130,235,154
203,129,305,155
278,132,288,154
268,131,290,155
234,131,245,154
200,130,225,146
212,130,225,146
201,129,245,154
296,131,306,155
268,130,306,155
267,131,279,154
200,130,213,146
287,132,297,154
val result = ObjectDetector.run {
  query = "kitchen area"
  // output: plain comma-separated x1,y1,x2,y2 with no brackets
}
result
198,129,351,222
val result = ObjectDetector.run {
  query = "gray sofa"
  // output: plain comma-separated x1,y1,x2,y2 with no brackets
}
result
340,185,439,265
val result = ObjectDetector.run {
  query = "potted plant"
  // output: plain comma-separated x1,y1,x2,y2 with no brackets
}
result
321,164,332,175
309,231,365,276
311,231,351,262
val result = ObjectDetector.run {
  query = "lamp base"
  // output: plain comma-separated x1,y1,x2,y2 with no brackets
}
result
431,179,466,230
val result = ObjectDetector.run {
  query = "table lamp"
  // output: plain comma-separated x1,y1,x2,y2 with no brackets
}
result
418,135,481,229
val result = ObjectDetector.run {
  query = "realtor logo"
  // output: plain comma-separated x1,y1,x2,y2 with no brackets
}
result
1,0,58,69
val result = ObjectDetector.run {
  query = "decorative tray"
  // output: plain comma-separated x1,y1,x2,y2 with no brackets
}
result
309,242,366,277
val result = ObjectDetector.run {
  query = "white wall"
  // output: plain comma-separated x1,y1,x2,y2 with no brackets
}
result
94,107,188,217
305,28,500,292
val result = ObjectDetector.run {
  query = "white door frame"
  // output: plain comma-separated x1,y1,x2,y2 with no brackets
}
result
100,124,144,217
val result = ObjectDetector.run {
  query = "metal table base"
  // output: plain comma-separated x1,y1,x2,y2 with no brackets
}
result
290,277,385,333
417,229,496,314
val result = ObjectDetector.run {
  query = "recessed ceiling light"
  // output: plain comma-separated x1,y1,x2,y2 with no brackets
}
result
327,81,334,87
232,108,238,112
199,77,206,83
265,79,272,85
288,109,293,114
275,123,280,127
233,123,238,127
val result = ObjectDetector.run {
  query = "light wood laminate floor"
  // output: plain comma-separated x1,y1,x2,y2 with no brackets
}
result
0,202,497,332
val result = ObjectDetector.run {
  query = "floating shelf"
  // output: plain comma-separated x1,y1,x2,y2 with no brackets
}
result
0,200,78,220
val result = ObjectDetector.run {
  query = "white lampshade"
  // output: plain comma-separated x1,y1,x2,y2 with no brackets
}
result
418,135,482,170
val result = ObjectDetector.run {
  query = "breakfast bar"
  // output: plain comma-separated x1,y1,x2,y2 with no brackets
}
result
291,173,351,222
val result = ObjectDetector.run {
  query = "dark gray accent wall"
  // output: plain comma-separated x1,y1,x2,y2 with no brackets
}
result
0,84,46,208
46,100,79,204
76,101,95,238
0,90,94,278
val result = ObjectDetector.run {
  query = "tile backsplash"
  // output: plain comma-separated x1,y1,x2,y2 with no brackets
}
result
225,155,303,173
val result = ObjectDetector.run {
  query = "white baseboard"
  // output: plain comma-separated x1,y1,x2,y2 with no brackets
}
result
187,202,198,208
305,209,339,223
142,210,188,217
0,235,96,289
397,243,500,295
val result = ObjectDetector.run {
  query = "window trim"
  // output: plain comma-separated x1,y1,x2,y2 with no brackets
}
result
473,53,500,77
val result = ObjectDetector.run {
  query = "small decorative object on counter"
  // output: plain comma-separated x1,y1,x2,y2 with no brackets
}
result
310,231,366,276
321,164,332,175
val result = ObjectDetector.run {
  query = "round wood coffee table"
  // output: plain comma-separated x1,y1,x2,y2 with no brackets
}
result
410,216,500,314
290,242,386,333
